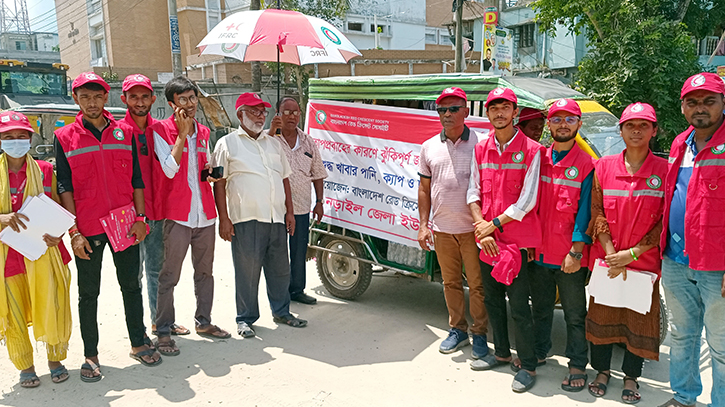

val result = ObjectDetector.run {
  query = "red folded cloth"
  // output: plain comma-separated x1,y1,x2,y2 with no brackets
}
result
479,242,522,286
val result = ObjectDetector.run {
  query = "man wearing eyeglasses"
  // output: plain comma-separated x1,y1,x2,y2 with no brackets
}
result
212,92,306,339
150,76,230,357
418,87,489,359
268,97,327,305
527,99,594,393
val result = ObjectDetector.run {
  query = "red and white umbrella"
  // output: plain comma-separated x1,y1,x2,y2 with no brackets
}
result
196,9,361,65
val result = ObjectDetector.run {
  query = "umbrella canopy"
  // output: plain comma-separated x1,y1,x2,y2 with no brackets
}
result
197,9,361,65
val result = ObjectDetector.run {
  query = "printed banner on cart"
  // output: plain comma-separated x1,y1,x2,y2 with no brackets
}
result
305,99,493,247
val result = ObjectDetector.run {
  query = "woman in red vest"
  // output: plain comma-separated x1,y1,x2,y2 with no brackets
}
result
586,102,668,404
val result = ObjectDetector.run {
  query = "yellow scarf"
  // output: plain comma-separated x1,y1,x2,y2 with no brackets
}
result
0,153,72,348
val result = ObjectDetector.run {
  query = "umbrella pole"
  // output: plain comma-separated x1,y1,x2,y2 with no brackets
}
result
277,0,281,109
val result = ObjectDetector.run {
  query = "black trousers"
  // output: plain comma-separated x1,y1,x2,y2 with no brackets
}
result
479,250,537,371
76,234,145,357
590,343,644,378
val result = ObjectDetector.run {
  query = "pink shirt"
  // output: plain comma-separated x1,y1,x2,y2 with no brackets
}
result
418,126,484,234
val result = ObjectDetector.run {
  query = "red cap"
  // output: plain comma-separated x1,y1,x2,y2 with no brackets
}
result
479,242,522,286
619,102,657,124
122,74,153,92
436,87,468,104
72,71,110,92
518,107,545,122
0,111,34,134
485,87,517,108
235,92,272,111
547,98,581,119
681,72,725,99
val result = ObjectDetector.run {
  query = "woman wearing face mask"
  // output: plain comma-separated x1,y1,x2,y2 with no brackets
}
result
0,111,73,388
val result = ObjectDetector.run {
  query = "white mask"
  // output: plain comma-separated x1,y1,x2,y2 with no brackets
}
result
1,139,31,158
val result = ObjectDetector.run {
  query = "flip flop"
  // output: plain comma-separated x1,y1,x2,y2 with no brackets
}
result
561,373,588,392
50,365,69,384
622,377,641,404
19,371,40,388
154,339,180,356
79,361,102,383
511,359,546,372
470,354,509,371
196,324,232,339
512,369,537,393
273,315,308,328
171,324,191,335
588,372,610,397
129,348,163,367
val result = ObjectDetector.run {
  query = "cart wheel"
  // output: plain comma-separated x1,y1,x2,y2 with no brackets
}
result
659,293,669,345
316,235,373,300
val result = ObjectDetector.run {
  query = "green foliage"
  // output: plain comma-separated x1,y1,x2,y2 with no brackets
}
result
531,0,716,148
100,70,119,83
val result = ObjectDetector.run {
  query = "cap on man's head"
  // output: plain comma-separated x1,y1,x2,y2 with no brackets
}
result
235,92,272,111
619,102,657,124
485,87,517,108
72,71,110,92
681,72,725,99
518,107,545,122
122,74,153,92
436,87,468,104
0,111,34,134
547,98,581,119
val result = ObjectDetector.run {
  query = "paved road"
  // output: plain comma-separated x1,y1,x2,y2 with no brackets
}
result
0,238,714,406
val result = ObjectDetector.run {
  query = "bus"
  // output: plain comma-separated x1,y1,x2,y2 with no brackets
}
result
0,59,72,108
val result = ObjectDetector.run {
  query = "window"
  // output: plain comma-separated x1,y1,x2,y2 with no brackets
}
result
15,41,26,50
371,24,385,34
206,0,222,32
518,23,535,49
425,33,437,44
440,33,451,45
347,22,363,32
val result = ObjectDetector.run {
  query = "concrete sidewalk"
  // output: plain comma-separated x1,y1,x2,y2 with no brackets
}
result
0,237,714,406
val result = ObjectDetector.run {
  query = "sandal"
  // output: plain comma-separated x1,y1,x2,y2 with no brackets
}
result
561,373,588,392
129,347,163,367
196,324,231,339
154,338,180,356
19,371,40,388
50,365,69,384
588,371,611,397
510,358,546,372
79,361,102,383
273,315,308,328
151,323,191,336
622,376,641,404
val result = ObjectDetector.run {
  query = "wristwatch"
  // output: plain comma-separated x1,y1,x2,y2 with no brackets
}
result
136,213,148,223
492,217,503,232
568,250,583,261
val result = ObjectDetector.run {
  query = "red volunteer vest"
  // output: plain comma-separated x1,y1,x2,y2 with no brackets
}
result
149,116,217,222
590,151,668,276
536,143,595,265
660,118,725,271
123,111,159,220
474,130,544,248
55,111,135,237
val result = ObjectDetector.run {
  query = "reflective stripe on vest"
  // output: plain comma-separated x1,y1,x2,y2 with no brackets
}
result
65,145,100,157
603,189,629,197
632,189,664,198
695,158,725,167
541,175,552,183
502,163,527,170
44,186,51,192
9,187,17,194
104,144,132,152
479,163,498,170
550,178,581,188
198,147,208,154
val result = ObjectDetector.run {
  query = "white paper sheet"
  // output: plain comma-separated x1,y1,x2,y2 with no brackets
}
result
588,259,657,315
0,194,75,261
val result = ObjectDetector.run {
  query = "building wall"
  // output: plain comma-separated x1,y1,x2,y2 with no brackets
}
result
54,0,91,78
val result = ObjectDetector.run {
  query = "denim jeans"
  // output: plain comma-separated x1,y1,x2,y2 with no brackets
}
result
480,250,537,372
529,263,589,370
139,219,165,324
661,256,725,407
231,221,291,325
288,214,310,296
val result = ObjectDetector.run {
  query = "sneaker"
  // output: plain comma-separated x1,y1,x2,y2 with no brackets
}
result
291,292,317,305
237,321,255,338
439,328,469,354
471,334,489,359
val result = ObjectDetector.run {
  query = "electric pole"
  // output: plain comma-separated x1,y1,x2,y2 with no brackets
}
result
167,0,182,76
0,0,31,34
454,0,464,72
250,0,262,92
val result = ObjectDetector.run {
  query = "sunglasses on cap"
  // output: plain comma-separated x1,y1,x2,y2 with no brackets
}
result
436,106,465,115
549,116,580,125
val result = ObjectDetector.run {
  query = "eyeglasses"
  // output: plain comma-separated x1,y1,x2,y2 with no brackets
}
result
242,109,269,117
176,95,198,106
436,106,465,115
281,110,300,116
549,116,580,125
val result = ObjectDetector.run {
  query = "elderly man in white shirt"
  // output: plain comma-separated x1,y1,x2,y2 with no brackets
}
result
212,92,307,338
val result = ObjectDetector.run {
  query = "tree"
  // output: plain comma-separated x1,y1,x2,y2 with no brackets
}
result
532,0,725,148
